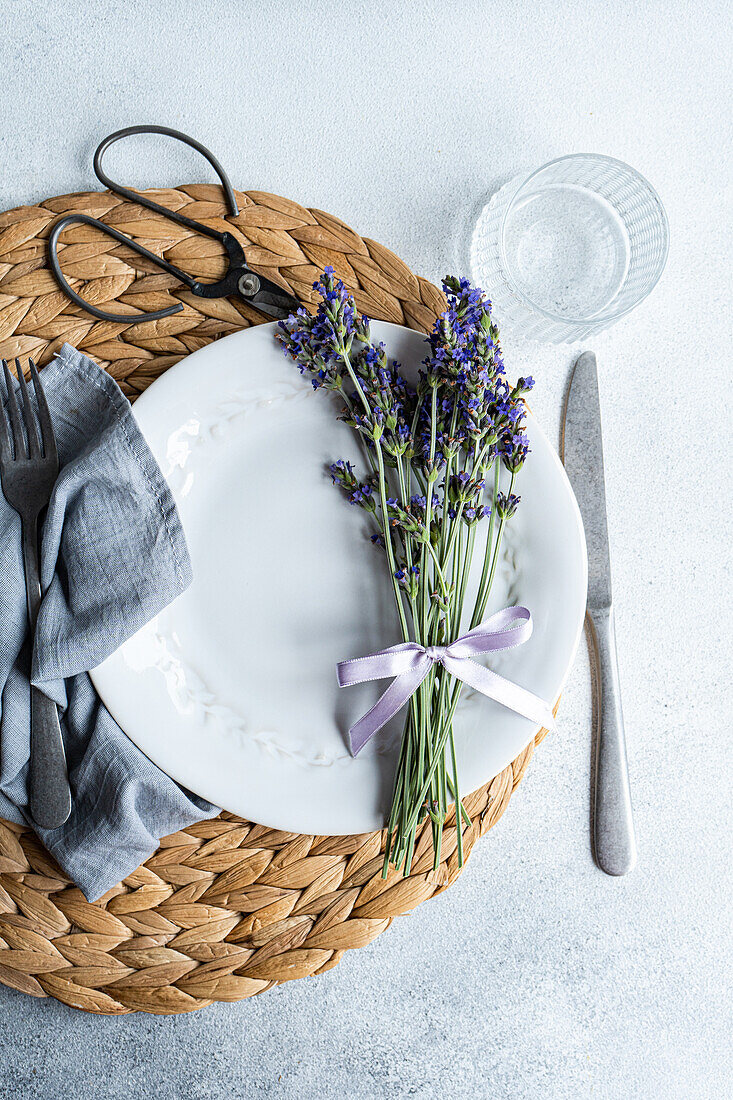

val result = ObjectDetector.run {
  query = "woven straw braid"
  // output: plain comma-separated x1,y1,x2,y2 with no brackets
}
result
0,186,551,1014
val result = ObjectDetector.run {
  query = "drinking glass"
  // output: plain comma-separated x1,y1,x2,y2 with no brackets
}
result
470,154,669,343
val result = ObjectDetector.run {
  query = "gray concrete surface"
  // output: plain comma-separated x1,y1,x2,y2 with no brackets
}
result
0,2,731,1098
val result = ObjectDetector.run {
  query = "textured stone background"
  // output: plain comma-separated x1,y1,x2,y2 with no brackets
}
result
0,2,730,1098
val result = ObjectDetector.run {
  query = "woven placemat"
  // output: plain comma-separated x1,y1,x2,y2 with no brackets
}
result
0,185,551,1015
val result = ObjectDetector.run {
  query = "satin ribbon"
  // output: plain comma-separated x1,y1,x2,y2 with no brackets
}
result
337,607,555,755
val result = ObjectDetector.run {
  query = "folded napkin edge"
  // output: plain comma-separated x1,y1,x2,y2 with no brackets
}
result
54,342,129,411
30,343,193,682
52,342,192,595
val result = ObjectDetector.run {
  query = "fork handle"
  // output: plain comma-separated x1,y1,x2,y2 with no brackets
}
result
29,686,72,829
22,513,42,625
21,516,72,830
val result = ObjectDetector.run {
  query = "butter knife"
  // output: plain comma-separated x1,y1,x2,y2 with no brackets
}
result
562,351,637,876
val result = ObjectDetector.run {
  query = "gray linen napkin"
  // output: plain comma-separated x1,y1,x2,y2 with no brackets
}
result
0,344,217,901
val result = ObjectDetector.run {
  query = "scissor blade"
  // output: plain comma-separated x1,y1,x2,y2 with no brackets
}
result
247,288,300,320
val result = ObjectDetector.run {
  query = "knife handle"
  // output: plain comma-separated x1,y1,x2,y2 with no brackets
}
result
587,606,637,876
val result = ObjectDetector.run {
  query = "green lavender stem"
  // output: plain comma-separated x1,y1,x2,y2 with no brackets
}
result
401,491,515,837
471,470,515,628
337,349,411,643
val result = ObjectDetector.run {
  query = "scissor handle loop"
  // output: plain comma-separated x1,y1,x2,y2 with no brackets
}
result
93,125,239,241
47,214,189,323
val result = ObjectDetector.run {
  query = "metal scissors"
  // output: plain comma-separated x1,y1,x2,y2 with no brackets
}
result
48,125,300,324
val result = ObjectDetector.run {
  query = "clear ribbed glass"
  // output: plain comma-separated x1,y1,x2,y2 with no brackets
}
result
470,154,669,343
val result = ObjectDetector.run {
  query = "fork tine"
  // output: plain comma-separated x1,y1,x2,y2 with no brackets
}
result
28,359,57,464
15,359,41,459
0,362,12,462
2,360,25,459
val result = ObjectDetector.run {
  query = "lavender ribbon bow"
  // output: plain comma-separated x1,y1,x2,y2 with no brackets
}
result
337,607,555,755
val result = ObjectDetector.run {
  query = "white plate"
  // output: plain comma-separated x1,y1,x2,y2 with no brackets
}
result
91,322,587,834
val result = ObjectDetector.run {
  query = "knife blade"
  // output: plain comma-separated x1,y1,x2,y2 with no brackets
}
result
562,351,637,876
562,352,613,610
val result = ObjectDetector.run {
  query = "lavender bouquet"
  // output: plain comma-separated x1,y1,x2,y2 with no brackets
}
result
277,270,535,876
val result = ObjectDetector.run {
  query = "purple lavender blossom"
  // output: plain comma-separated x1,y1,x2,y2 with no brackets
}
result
496,491,521,519
329,459,356,486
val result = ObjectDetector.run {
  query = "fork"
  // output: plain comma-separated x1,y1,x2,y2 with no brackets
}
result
0,359,71,829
